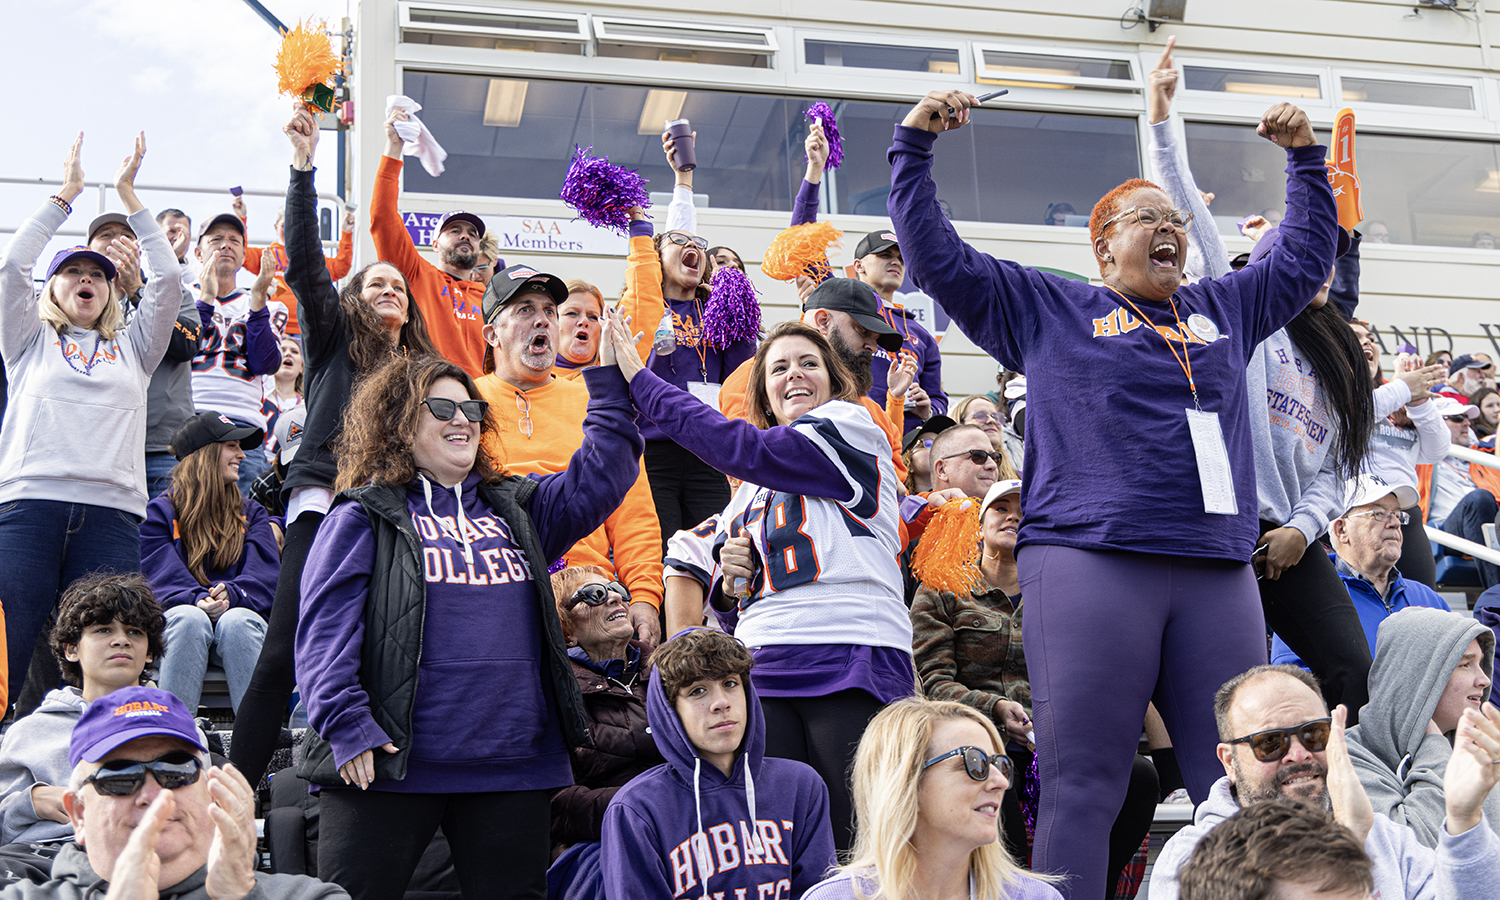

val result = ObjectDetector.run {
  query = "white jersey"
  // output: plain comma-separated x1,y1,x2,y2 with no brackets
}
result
664,514,726,632
190,290,288,427
709,400,907,652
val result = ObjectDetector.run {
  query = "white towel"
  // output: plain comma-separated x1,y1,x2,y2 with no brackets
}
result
385,95,447,177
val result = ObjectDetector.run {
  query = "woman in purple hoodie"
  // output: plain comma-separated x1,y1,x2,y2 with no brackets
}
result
293,349,642,900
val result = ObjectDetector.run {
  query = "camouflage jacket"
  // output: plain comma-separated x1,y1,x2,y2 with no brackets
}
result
910,584,1030,726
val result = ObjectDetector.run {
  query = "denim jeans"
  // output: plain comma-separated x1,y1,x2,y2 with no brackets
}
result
158,605,267,713
144,452,178,499
0,500,142,699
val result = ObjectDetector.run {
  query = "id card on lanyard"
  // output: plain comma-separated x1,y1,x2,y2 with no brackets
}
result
1106,286,1236,515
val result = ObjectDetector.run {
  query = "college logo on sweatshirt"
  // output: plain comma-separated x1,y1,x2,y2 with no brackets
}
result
411,512,534,586
1090,308,1225,345
668,818,793,898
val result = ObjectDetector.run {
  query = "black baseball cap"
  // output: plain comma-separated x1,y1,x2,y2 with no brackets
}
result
854,229,900,260
170,411,264,461
901,414,957,453
482,264,568,323
196,213,246,242
803,278,903,352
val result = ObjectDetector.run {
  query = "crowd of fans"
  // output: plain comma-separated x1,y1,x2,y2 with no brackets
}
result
4,34,1500,900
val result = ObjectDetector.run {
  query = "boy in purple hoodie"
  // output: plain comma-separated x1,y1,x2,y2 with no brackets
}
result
601,630,836,900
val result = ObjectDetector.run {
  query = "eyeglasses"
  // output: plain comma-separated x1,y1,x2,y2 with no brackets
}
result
922,746,1013,784
662,232,709,250
1226,718,1332,762
917,438,935,450
1345,509,1410,526
569,581,631,609
941,449,1005,466
515,392,533,437
421,397,488,423
82,752,203,797
966,411,1001,424
1097,206,1195,234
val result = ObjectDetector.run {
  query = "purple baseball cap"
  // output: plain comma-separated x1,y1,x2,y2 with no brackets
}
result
44,246,116,284
70,686,206,768
433,210,485,244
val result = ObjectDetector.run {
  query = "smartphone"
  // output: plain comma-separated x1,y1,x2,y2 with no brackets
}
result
1251,543,1269,580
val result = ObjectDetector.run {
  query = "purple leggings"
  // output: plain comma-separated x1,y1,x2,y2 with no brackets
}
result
1019,545,1266,900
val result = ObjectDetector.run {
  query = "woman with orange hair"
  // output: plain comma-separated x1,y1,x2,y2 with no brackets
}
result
888,93,1338,898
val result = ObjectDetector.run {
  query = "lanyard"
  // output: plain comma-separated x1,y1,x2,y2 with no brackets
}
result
691,297,709,381
1105,285,1201,411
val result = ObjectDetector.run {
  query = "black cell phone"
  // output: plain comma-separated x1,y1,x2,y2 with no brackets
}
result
1251,543,1269,579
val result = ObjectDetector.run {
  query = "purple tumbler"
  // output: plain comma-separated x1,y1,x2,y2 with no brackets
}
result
665,118,696,172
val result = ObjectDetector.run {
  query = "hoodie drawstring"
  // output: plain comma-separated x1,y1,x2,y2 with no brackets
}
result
743,761,765,858
692,758,710,900
419,474,474,565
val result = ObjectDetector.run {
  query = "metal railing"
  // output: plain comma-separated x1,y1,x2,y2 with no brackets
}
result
1426,442,1500,568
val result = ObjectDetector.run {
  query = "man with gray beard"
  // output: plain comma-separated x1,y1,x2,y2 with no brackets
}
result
1149,664,1500,899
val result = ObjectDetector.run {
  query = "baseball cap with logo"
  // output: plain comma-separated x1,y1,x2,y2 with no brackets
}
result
69,686,207,768
1432,394,1480,420
170,411,265,461
432,211,486,244
854,230,900,260
1343,473,1419,515
482,264,568,323
982,478,1023,516
43,246,117,283
274,404,307,467
804,277,903,352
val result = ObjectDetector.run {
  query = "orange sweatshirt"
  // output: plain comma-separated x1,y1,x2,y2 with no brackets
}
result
612,235,666,364
244,234,353,337
475,372,663,608
371,155,488,377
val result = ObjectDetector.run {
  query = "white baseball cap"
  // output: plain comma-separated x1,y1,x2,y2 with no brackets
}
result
981,479,1023,515
1343,473,1418,515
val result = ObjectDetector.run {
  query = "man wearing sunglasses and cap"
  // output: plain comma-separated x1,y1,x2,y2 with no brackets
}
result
8,686,346,900
1150,664,1500,900
849,230,947,433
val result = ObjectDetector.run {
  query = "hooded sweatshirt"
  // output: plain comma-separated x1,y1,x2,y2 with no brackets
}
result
0,842,349,900
0,687,86,844
1151,775,1500,900
1348,607,1499,847
600,668,836,900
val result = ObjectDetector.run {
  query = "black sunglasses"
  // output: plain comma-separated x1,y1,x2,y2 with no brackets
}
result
940,449,1005,466
82,752,203,797
922,745,1013,784
569,581,631,609
421,397,489,423
1226,718,1332,762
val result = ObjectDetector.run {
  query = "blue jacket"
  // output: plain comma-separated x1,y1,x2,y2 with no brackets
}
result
1272,555,1450,666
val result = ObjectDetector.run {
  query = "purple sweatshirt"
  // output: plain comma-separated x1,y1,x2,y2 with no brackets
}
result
789,178,948,431
887,125,1338,561
296,366,644,792
139,493,279,615
601,666,836,900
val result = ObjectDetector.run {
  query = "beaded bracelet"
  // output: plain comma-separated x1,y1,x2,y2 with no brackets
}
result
48,195,72,216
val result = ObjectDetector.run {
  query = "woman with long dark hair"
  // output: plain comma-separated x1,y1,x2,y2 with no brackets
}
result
229,105,440,785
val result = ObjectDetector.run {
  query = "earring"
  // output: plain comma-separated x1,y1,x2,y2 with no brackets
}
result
1104,254,1114,261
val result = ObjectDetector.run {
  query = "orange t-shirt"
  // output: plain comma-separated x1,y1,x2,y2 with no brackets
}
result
243,232,353,337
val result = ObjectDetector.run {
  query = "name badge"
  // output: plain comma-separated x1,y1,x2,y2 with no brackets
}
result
686,381,722,405
1186,409,1237,515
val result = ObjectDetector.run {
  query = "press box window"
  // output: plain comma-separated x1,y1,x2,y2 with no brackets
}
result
593,17,776,68
398,3,587,53
805,40,960,74
1340,77,1474,111
973,48,1136,92
1183,66,1321,99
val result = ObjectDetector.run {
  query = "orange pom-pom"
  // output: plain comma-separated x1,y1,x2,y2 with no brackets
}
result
275,19,343,113
910,499,983,595
761,221,843,282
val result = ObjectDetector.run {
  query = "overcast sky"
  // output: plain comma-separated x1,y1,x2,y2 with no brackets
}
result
1,0,350,282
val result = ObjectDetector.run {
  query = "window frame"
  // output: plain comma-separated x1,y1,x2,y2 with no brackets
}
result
969,41,1142,93
591,15,778,57
397,2,589,44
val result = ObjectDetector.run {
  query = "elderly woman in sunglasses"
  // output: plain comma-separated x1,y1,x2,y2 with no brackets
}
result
891,91,1339,899
546,566,665,898
804,697,1061,900
616,207,757,549
294,350,642,900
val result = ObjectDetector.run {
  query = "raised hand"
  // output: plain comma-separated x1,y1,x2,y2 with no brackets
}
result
198,258,220,304
600,307,644,382
1444,702,1500,836
248,257,274,310
1397,363,1446,405
60,133,85,204
102,790,173,900
203,764,258,900
231,195,247,222
804,119,829,183
661,129,697,178
1326,704,1374,844
887,352,918,398
383,108,410,160
1257,103,1316,150
901,90,976,135
114,132,147,214
341,209,356,233
1146,37,1178,125
284,103,320,170
105,235,144,298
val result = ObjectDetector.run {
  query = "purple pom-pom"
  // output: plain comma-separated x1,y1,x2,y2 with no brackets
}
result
702,266,762,350
547,556,568,575
559,145,651,234
804,102,844,171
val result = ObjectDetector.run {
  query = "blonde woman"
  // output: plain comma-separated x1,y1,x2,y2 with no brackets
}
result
951,395,1017,477
0,131,179,702
804,697,1060,900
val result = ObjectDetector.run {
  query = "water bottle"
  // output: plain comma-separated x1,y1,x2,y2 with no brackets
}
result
653,310,676,356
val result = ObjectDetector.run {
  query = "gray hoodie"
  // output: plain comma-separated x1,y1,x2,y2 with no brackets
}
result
1348,607,1499,847
0,688,86,844
0,843,347,900
1151,775,1500,900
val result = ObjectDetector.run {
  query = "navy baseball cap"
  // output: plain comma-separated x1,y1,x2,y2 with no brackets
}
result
70,686,206,768
433,211,485,244
804,277,904,352
43,246,117,283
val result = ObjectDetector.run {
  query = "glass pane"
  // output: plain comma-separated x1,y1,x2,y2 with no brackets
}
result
597,20,772,48
978,49,1132,81
805,40,959,73
1183,66,1321,99
593,44,770,68
401,73,1140,229
1183,122,1500,248
1341,77,1473,110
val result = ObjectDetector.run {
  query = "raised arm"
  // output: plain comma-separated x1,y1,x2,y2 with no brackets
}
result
612,210,665,363
790,119,828,226
281,105,347,366
661,129,698,234
328,209,355,280
1146,38,1229,282
0,135,83,361
111,133,180,375
370,109,428,280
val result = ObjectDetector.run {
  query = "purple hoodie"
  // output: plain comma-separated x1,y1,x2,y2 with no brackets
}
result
600,666,836,900
139,493,279,615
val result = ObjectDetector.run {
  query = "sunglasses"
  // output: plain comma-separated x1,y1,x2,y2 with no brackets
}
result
923,746,1013,784
662,232,709,250
569,580,631,609
421,397,488,423
82,752,203,797
941,449,1005,466
1226,718,1332,762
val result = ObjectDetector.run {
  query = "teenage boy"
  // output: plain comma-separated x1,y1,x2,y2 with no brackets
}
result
0,575,165,845
601,630,835,900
